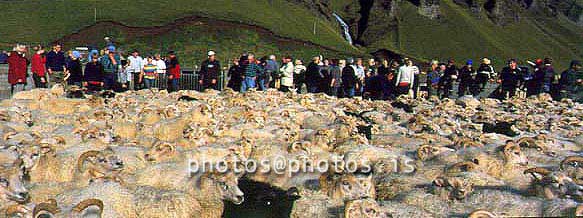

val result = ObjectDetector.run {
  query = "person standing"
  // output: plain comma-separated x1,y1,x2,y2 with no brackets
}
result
279,56,294,92
7,44,29,95
141,57,158,89
265,55,280,89
227,58,241,91
293,59,307,94
31,45,47,88
65,51,83,87
319,59,331,94
45,43,66,87
476,58,495,93
395,58,418,97
540,58,560,99
329,59,342,97
199,50,221,91
256,57,267,91
305,56,322,93
355,58,365,96
166,51,181,92
342,58,358,98
458,60,476,97
127,50,144,90
83,54,104,92
100,46,121,90
241,54,262,93
499,59,522,99
439,59,458,98
560,60,582,102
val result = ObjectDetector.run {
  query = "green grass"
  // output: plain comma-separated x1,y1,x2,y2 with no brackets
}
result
0,0,357,53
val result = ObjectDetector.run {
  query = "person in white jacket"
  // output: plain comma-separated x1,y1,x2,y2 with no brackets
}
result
279,56,294,92
395,58,419,97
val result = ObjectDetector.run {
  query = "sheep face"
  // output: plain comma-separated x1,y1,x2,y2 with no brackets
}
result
561,156,583,185
500,141,528,166
78,150,124,180
327,173,375,202
204,171,245,205
431,177,474,201
0,164,29,204
344,198,385,218
416,145,455,161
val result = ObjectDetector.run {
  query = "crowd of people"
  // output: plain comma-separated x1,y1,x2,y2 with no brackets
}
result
3,43,582,102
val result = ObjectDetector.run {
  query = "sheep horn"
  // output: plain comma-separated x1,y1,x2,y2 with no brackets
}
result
289,141,304,152
53,136,66,145
33,199,61,217
416,144,433,161
3,131,16,141
468,209,497,218
76,150,102,172
159,142,176,152
446,161,477,173
523,167,551,180
560,156,583,171
72,198,104,215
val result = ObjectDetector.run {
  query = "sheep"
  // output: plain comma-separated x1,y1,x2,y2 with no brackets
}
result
523,167,583,201
320,171,375,206
343,198,387,218
0,160,30,213
430,176,474,201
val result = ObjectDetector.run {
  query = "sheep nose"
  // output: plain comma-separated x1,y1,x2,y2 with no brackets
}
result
25,121,33,127
115,161,124,167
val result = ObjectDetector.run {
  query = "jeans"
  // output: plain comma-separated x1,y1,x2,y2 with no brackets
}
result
168,78,179,92
104,73,116,90
33,74,47,88
240,76,256,93
343,87,355,98
132,72,142,90
144,78,156,89
257,78,266,91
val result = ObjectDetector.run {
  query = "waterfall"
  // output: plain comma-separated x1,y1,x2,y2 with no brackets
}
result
332,13,353,45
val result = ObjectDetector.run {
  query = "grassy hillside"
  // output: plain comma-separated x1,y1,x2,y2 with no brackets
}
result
0,0,356,52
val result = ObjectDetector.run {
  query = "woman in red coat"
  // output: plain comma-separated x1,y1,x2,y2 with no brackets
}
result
7,45,29,95
31,45,47,88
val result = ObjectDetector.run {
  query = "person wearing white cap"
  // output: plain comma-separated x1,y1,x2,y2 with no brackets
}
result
199,50,221,91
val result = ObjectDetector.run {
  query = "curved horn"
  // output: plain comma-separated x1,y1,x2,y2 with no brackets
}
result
158,142,176,152
52,136,66,145
33,199,60,218
3,131,17,141
76,150,102,172
468,209,497,218
446,161,477,173
523,167,551,181
560,156,583,170
502,141,520,152
72,199,104,216
416,144,433,161
289,141,304,152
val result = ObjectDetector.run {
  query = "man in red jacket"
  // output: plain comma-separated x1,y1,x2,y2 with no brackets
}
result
7,44,29,95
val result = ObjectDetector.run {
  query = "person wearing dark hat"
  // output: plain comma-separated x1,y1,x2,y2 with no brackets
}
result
498,59,522,99
458,59,477,97
199,50,221,91
560,60,583,102
166,51,181,92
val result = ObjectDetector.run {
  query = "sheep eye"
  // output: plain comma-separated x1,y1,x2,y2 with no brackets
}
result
223,184,229,190
99,158,107,163
342,181,350,186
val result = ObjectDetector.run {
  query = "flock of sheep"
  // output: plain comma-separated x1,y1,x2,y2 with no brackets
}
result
0,85,582,218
